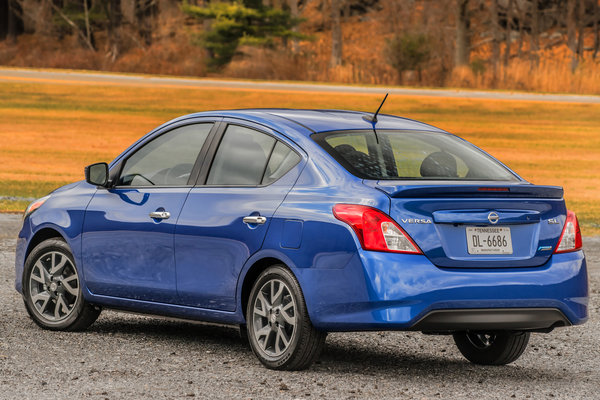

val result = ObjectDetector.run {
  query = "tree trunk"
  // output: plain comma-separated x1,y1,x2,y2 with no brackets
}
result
576,0,585,62
330,0,342,68
288,0,299,53
83,0,92,46
490,0,500,86
455,0,470,66
567,0,577,71
135,0,154,46
343,0,350,23
594,0,599,59
6,0,20,43
516,0,523,58
105,0,122,61
530,0,539,65
49,1,95,50
503,0,513,69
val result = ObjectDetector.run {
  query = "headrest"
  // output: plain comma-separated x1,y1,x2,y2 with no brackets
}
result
420,151,458,178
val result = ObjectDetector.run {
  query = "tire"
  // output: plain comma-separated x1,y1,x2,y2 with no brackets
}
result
246,265,326,370
453,331,530,365
22,238,101,331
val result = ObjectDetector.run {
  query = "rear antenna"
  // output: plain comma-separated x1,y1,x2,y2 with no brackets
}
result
362,93,389,123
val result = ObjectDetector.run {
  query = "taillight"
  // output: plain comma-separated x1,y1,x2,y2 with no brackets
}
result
333,204,422,254
554,210,583,253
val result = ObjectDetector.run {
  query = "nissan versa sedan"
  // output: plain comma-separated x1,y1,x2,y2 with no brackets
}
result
15,109,588,370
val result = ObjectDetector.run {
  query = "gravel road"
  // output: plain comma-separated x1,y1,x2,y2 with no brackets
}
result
1,213,598,400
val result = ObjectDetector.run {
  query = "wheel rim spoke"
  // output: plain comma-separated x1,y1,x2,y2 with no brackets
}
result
61,275,78,296
271,282,284,306
54,294,68,320
281,308,295,326
49,252,67,275
257,291,271,310
467,332,496,349
278,326,290,348
32,292,51,313
274,329,282,354
32,261,51,285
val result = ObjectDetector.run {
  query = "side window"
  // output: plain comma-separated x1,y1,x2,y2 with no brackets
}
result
262,141,301,185
207,126,275,185
118,123,212,187
207,125,301,186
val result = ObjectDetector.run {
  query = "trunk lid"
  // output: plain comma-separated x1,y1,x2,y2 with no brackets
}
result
367,181,566,268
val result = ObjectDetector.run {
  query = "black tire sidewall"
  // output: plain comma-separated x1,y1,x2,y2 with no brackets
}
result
453,331,530,365
22,238,87,331
246,265,307,369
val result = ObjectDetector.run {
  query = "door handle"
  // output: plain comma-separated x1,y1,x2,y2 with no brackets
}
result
243,216,267,225
149,211,171,220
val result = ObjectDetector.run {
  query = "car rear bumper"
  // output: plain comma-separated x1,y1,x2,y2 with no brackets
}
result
410,308,570,332
298,249,588,332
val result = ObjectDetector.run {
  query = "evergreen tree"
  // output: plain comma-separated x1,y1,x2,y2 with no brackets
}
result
183,0,305,69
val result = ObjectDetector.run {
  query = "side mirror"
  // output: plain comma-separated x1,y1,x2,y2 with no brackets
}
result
85,162,109,187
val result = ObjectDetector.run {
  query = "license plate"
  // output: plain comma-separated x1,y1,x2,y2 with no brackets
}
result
466,226,513,255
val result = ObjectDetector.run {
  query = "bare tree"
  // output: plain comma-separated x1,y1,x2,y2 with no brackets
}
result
49,0,95,50
567,0,577,71
530,0,539,65
455,0,470,66
136,0,155,46
490,0,500,84
3,0,21,43
83,0,92,48
330,0,343,67
594,0,599,59
288,0,299,53
104,0,122,61
503,0,513,71
575,0,584,63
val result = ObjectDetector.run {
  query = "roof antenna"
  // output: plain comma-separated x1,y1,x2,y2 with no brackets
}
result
362,93,389,123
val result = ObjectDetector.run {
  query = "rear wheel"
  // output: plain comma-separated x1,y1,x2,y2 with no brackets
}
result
246,265,326,370
453,331,530,365
22,238,101,331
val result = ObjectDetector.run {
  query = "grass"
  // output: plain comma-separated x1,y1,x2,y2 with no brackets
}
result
0,78,599,234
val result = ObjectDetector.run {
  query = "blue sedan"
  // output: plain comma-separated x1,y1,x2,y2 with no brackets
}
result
15,109,588,370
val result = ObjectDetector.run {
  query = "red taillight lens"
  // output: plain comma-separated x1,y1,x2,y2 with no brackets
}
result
554,210,583,254
333,204,422,254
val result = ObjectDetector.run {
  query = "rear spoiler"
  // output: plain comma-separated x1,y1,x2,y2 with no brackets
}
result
366,181,564,199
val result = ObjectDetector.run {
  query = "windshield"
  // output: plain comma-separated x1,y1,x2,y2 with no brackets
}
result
312,130,519,181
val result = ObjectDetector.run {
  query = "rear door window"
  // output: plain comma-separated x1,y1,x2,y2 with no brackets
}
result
207,125,300,186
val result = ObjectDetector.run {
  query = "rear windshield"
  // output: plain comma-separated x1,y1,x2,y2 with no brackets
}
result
312,130,519,181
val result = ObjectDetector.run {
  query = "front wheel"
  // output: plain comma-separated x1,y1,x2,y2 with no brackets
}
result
246,265,326,370
22,238,101,331
453,331,530,365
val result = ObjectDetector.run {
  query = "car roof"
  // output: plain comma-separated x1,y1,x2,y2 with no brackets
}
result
176,109,446,137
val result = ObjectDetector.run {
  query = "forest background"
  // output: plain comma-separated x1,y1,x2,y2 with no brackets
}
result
1,0,599,94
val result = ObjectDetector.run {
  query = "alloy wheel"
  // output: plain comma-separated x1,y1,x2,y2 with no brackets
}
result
251,279,297,357
466,332,496,350
28,251,79,322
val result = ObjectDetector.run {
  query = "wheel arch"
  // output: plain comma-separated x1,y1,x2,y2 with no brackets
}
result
25,227,66,261
240,257,287,320
238,248,306,320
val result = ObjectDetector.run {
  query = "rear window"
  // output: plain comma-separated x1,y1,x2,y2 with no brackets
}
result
313,130,518,181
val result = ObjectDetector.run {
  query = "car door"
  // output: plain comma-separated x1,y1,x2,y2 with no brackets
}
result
81,120,217,303
174,120,305,311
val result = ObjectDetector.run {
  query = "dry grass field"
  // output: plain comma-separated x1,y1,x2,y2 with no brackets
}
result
0,76,599,234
